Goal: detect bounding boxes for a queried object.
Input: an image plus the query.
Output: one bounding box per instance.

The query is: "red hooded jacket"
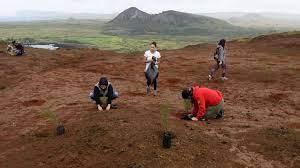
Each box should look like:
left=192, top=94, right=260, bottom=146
left=191, top=86, right=223, bottom=119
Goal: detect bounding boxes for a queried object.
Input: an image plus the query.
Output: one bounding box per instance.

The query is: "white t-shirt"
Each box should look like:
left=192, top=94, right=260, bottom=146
left=144, top=50, right=161, bottom=72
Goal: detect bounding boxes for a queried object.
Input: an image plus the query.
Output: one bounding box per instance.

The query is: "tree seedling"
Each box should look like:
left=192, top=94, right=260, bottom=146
left=183, top=99, right=192, bottom=113
left=160, top=104, right=172, bottom=148
left=41, top=108, right=65, bottom=136
left=181, top=99, right=193, bottom=120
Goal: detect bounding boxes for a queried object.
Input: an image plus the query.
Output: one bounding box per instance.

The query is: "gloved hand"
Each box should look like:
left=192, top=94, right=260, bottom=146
left=199, top=117, right=206, bottom=121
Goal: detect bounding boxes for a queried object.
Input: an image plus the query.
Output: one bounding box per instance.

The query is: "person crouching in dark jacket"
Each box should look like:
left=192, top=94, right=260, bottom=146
left=90, top=77, right=118, bottom=111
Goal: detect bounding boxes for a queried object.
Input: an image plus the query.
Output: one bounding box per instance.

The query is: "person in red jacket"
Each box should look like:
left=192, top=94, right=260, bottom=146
left=182, top=85, right=224, bottom=121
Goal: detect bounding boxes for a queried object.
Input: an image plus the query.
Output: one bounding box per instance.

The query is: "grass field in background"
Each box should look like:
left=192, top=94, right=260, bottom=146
left=0, top=19, right=261, bottom=53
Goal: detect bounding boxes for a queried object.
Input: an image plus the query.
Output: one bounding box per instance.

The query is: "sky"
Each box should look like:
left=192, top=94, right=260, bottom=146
left=0, top=0, right=299, bottom=16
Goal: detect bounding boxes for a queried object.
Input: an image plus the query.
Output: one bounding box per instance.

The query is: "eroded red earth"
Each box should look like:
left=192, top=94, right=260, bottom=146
left=0, top=33, right=299, bottom=168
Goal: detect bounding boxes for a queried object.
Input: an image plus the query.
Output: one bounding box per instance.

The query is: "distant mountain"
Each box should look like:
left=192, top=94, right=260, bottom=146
left=201, top=12, right=300, bottom=30
left=109, top=7, right=151, bottom=24
left=228, top=13, right=272, bottom=27
left=104, top=7, right=256, bottom=36
left=0, top=11, right=117, bottom=22
left=200, top=12, right=246, bottom=20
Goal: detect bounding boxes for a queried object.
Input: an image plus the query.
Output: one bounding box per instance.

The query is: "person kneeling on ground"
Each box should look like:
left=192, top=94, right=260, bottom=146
left=7, top=41, right=25, bottom=56
left=90, top=77, right=118, bottom=111
left=182, top=85, right=224, bottom=121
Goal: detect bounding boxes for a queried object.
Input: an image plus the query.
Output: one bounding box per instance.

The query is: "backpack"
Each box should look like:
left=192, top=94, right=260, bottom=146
left=213, top=46, right=221, bottom=60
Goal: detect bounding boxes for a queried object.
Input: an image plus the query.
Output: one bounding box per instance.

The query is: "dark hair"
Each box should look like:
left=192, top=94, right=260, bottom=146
left=99, top=77, right=108, bottom=86
left=182, top=88, right=192, bottom=99
left=12, top=41, right=16, bottom=44
left=151, top=41, right=157, bottom=47
left=218, top=39, right=226, bottom=48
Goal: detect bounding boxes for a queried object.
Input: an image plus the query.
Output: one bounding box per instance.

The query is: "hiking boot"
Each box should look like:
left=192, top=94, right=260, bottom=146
left=146, top=86, right=150, bottom=96
left=221, top=77, right=228, bottom=81
left=154, top=90, right=157, bottom=96
left=216, top=109, right=224, bottom=119
left=208, top=75, right=212, bottom=81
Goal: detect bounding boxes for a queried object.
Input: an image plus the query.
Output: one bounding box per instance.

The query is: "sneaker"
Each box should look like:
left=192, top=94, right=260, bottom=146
left=208, top=75, right=212, bottom=81
left=154, top=90, right=157, bottom=96
left=221, top=77, right=228, bottom=81
left=146, top=86, right=150, bottom=96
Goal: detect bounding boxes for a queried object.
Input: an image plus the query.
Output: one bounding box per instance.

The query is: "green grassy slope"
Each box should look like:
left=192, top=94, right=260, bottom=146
left=0, top=19, right=266, bottom=53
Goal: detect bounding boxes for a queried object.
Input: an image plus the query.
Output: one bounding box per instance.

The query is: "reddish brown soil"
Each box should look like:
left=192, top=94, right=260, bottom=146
left=0, top=33, right=299, bottom=168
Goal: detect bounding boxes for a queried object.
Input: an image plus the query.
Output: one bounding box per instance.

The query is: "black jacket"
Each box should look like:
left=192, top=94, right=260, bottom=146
left=93, top=84, right=113, bottom=105
left=14, top=43, right=24, bottom=50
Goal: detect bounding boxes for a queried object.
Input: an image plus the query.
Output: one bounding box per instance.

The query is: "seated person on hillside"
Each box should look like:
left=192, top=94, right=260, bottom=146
left=181, top=85, right=224, bottom=121
left=7, top=41, right=25, bottom=56
left=90, top=77, right=118, bottom=111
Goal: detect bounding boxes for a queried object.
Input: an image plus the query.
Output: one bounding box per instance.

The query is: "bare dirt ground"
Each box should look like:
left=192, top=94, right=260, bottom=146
left=0, top=33, right=299, bottom=168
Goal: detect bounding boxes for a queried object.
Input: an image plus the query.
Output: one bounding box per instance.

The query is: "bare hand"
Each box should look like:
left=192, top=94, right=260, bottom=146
left=98, top=105, right=103, bottom=111
left=106, top=104, right=111, bottom=111
left=219, top=61, right=222, bottom=65
left=191, top=117, right=198, bottom=121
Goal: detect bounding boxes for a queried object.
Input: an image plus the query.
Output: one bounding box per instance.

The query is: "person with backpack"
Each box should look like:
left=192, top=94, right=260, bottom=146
left=90, top=77, right=118, bottom=111
left=208, top=39, right=228, bottom=81
left=144, top=42, right=161, bottom=96
left=181, top=85, right=224, bottom=121
left=8, top=41, right=25, bottom=56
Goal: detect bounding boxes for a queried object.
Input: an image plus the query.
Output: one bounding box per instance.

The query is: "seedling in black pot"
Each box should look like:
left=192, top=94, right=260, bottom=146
left=41, top=108, right=65, bottom=136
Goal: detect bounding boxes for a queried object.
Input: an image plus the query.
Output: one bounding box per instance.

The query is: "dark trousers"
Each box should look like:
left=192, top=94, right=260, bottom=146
left=145, top=72, right=159, bottom=90
left=210, top=61, right=226, bottom=77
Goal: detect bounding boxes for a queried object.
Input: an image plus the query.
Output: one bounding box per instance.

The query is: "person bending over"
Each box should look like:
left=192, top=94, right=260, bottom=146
left=182, top=85, right=224, bottom=121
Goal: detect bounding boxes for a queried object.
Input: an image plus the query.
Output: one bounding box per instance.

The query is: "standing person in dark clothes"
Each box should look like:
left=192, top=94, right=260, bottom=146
left=90, top=77, right=118, bottom=111
left=208, top=39, right=228, bottom=81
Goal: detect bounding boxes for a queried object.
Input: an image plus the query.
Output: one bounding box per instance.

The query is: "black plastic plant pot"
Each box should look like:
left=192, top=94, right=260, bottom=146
left=162, top=132, right=172, bottom=149
left=56, top=125, right=65, bottom=136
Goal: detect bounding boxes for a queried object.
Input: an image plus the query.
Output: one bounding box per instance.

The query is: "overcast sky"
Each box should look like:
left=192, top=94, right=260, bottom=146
left=0, top=0, right=299, bottom=16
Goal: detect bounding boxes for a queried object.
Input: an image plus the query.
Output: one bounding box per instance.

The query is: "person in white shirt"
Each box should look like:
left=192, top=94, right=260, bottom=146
left=144, top=42, right=161, bottom=96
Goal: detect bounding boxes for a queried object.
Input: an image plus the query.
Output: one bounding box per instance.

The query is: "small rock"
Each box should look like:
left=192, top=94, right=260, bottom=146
left=221, top=141, right=228, bottom=144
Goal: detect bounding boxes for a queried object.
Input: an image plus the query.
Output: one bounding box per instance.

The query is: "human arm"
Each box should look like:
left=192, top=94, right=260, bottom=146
left=195, top=95, right=206, bottom=120
left=106, top=85, right=113, bottom=111
left=93, top=86, right=101, bottom=105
